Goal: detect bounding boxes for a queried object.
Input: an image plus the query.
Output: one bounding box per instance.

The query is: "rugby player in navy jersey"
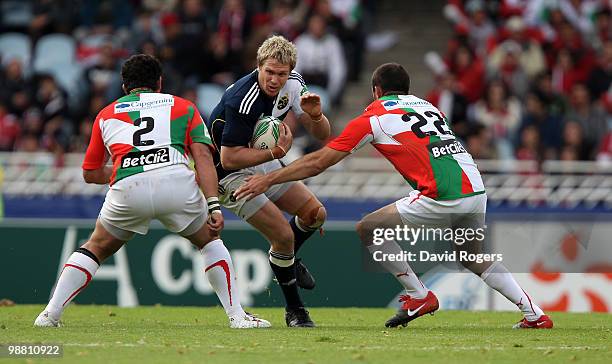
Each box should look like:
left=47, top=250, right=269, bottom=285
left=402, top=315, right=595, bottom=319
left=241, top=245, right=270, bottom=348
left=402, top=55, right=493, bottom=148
left=207, top=36, right=330, bottom=327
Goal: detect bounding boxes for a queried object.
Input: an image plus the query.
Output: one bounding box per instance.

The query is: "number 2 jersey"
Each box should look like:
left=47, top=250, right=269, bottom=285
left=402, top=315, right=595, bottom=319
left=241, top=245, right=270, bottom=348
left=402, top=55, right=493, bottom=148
left=327, top=94, right=485, bottom=200
left=82, top=90, right=212, bottom=186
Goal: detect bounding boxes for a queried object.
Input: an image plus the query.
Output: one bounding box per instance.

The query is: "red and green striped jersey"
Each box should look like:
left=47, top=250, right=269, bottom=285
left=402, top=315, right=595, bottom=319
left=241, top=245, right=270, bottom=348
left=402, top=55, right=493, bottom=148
left=82, top=90, right=212, bottom=185
left=327, top=94, right=485, bottom=200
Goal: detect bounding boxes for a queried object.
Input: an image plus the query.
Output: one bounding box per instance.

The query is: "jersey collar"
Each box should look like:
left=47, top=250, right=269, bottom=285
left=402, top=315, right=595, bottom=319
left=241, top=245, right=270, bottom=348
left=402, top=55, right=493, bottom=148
left=129, top=88, right=155, bottom=94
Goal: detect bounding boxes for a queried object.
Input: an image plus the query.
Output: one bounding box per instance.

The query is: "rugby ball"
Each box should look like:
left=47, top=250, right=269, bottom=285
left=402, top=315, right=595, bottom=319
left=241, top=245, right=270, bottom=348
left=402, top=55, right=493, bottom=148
left=251, top=116, right=281, bottom=149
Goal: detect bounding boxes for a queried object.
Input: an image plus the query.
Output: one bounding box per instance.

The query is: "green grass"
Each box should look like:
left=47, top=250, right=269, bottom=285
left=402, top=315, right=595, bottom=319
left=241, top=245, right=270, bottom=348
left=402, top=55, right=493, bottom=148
left=1, top=306, right=611, bottom=363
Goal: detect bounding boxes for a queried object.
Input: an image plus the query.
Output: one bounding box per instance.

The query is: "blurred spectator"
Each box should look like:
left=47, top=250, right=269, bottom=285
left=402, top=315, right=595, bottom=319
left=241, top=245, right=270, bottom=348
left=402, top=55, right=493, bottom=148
left=314, top=0, right=365, bottom=81
left=425, top=72, right=469, bottom=138
left=447, top=44, right=485, bottom=102
left=130, top=10, right=164, bottom=51
left=34, top=74, right=68, bottom=123
left=444, top=0, right=496, bottom=57
left=69, top=116, right=93, bottom=153
left=558, top=0, right=599, bottom=40
left=515, top=124, right=541, bottom=161
left=269, top=0, right=301, bottom=40
left=82, top=41, right=121, bottom=102
left=294, top=14, right=347, bottom=107
left=487, top=40, right=530, bottom=99
left=517, top=92, right=562, bottom=159
left=561, top=120, right=591, bottom=160
left=217, top=0, right=251, bottom=55
left=586, top=40, right=612, bottom=101
left=138, top=39, right=183, bottom=95
left=471, top=80, right=521, bottom=159
left=30, top=0, right=78, bottom=39
left=79, top=0, right=135, bottom=30
left=531, top=71, right=567, bottom=118
left=596, top=131, right=612, bottom=162
left=488, top=17, right=546, bottom=79
left=464, top=123, right=494, bottom=159
left=0, top=102, right=21, bottom=151
left=590, top=7, right=611, bottom=51
left=564, top=82, right=608, bottom=156
left=551, top=47, right=584, bottom=94
left=199, top=32, right=238, bottom=87
left=0, top=58, right=32, bottom=117
left=14, top=133, right=41, bottom=152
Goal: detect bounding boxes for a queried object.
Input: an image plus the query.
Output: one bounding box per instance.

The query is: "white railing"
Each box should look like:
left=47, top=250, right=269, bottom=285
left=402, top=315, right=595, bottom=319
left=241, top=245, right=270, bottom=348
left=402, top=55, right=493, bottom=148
left=1, top=152, right=611, bottom=207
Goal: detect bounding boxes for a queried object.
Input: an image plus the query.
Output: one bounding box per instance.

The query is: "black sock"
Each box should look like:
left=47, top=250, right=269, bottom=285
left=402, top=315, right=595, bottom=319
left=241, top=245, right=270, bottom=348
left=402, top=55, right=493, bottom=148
left=269, top=251, right=303, bottom=309
left=289, top=216, right=316, bottom=254
left=76, top=247, right=100, bottom=265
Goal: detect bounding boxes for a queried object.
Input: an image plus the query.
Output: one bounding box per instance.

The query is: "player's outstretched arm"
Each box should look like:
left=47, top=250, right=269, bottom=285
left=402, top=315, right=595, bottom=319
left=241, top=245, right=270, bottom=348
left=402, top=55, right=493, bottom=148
left=299, top=92, right=330, bottom=140
left=234, top=146, right=348, bottom=200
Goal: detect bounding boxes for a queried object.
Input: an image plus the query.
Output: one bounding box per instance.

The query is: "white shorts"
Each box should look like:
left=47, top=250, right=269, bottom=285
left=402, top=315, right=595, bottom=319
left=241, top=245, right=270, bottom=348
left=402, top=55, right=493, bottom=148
left=99, top=164, right=207, bottom=240
left=218, top=159, right=294, bottom=220
left=395, top=190, right=487, bottom=229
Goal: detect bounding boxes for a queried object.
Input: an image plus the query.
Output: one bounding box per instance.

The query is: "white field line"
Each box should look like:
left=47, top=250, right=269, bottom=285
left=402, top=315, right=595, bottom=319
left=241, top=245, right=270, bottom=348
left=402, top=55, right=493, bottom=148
left=60, top=343, right=608, bottom=351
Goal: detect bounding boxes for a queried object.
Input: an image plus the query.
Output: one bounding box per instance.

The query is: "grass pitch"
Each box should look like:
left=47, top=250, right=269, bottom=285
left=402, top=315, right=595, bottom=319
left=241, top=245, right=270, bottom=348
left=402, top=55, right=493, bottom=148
left=1, top=305, right=610, bottom=363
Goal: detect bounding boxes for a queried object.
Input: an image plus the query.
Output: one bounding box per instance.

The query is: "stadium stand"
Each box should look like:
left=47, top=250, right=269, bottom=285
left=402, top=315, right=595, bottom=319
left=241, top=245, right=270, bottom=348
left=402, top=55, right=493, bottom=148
left=0, top=0, right=610, bottom=219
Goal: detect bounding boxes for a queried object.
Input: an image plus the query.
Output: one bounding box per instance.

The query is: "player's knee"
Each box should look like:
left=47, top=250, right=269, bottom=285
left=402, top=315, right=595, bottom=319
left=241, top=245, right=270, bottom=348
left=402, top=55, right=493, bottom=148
left=297, top=200, right=327, bottom=229
left=271, top=227, right=295, bottom=252
left=356, top=215, right=378, bottom=243
left=355, top=219, right=365, bottom=237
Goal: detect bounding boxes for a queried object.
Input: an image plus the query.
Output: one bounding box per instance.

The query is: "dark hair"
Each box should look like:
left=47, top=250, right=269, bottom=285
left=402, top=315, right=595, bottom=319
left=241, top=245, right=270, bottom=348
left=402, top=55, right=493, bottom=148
left=121, top=54, right=162, bottom=92
left=371, top=63, right=410, bottom=96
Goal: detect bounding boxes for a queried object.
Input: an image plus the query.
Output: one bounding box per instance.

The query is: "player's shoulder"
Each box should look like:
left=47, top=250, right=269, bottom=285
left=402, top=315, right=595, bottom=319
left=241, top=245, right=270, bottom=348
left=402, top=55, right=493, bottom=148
left=288, top=71, right=306, bottom=88
left=225, top=71, right=260, bottom=112
left=367, top=94, right=434, bottom=114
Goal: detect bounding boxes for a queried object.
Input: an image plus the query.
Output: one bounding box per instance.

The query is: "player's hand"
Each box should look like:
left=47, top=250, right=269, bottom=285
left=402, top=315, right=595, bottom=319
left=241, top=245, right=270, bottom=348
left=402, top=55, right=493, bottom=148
left=234, top=174, right=271, bottom=201
left=207, top=211, right=224, bottom=233
left=300, top=92, right=322, bottom=121
left=277, top=123, right=293, bottom=153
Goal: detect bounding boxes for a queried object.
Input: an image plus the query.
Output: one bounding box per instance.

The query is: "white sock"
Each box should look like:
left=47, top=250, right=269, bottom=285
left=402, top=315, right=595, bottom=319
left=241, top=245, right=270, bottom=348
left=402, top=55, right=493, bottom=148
left=367, top=241, right=428, bottom=299
left=200, top=239, right=244, bottom=317
left=481, top=262, right=544, bottom=321
left=46, top=251, right=99, bottom=320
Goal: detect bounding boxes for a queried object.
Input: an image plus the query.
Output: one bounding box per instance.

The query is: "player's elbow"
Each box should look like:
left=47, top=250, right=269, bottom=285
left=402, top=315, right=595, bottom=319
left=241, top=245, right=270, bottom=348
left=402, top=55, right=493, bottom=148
left=82, top=169, right=98, bottom=184
left=220, top=150, right=238, bottom=170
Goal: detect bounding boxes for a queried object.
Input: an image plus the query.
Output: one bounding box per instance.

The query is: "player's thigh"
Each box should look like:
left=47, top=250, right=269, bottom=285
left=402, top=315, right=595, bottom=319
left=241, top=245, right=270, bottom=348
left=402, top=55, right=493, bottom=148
left=99, top=177, right=152, bottom=237
left=153, top=168, right=208, bottom=237
left=272, top=181, right=321, bottom=215
left=451, top=194, right=488, bottom=271
left=395, top=190, right=452, bottom=227
left=246, top=201, right=294, bottom=253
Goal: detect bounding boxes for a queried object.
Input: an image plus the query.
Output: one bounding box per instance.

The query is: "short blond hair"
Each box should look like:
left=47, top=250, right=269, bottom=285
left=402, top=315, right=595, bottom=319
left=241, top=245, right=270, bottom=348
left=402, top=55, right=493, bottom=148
left=256, top=35, right=297, bottom=70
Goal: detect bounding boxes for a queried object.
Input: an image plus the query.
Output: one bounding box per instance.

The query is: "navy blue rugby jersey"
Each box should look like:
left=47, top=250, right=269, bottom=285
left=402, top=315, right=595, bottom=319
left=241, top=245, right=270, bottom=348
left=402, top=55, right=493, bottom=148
left=207, top=70, right=308, bottom=179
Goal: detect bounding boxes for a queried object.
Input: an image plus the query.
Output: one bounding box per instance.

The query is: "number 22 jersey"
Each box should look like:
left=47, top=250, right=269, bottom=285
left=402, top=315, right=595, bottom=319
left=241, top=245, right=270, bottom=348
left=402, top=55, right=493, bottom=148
left=82, top=90, right=212, bottom=186
left=327, top=94, right=485, bottom=200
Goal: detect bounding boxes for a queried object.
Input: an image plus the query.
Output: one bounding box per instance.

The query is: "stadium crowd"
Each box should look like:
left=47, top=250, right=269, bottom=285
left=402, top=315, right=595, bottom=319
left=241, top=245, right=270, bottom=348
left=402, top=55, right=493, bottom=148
left=428, top=0, right=611, bottom=162
left=0, top=0, right=374, bottom=158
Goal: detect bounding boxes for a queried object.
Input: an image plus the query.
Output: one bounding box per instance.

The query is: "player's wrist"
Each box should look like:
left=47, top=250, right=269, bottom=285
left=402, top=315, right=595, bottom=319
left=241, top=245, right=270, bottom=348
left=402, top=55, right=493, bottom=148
left=206, top=196, right=222, bottom=215
left=270, top=145, right=287, bottom=159
left=310, top=112, right=323, bottom=123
